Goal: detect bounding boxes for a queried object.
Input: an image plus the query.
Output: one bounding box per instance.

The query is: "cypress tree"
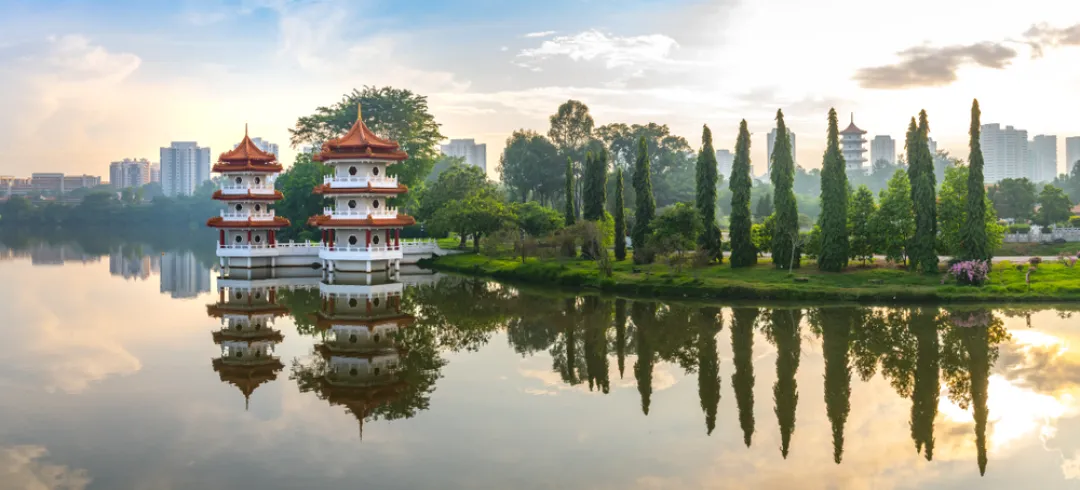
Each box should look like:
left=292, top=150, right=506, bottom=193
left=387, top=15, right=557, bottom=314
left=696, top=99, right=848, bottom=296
left=563, top=157, right=576, bottom=257
left=613, top=168, right=627, bottom=261
left=770, top=110, right=800, bottom=270
left=583, top=151, right=606, bottom=221
left=961, top=99, right=991, bottom=262
left=731, top=307, right=758, bottom=446
left=818, top=109, right=850, bottom=271
left=909, top=111, right=938, bottom=273
left=696, top=125, right=723, bottom=263
left=729, top=120, right=757, bottom=267
left=631, top=136, right=656, bottom=264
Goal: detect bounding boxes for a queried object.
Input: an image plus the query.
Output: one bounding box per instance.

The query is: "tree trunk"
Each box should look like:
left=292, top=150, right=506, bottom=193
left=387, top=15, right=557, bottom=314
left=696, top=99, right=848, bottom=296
left=458, top=231, right=466, bottom=249
left=473, top=233, right=480, bottom=253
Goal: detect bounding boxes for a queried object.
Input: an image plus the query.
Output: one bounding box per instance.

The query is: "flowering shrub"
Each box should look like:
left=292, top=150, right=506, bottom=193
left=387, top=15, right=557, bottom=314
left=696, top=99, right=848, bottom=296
left=943, top=260, right=991, bottom=286
left=1029, top=257, right=1042, bottom=267
left=1059, top=254, right=1077, bottom=268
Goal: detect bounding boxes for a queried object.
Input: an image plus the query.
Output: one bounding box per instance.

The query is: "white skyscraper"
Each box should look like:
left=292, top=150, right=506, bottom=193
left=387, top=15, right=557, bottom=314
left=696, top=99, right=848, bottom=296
left=870, top=135, right=896, bottom=166
left=160, top=142, right=211, bottom=197
left=715, top=149, right=734, bottom=178
left=150, top=163, right=161, bottom=183
left=440, top=139, right=487, bottom=173
left=160, top=251, right=210, bottom=299
left=1029, top=135, right=1057, bottom=183
left=109, top=158, right=152, bottom=190
left=248, top=137, right=279, bottom=160
left=981, top=124, right=1029, bottom=184
left=1066, top=137, right=1080, bottom=175
left=766, top=128, right=796, bottom=174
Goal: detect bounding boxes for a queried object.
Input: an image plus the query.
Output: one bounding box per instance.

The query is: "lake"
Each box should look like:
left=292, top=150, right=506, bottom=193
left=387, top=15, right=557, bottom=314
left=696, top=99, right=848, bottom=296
left=1, top=235, right=1079, bottom=489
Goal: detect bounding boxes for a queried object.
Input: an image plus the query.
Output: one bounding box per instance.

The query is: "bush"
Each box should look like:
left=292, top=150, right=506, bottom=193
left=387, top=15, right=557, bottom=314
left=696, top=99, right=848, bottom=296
left=1069, top=216, right=1080, bottom=228
left=1008, top=224, right=1031, bottom=234
left=943, top=260, right=991, bottom=286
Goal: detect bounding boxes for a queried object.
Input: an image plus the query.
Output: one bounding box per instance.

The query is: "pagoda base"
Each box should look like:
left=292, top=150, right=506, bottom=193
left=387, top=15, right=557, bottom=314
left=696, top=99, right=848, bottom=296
left=323, top=258, right=402, bottom=273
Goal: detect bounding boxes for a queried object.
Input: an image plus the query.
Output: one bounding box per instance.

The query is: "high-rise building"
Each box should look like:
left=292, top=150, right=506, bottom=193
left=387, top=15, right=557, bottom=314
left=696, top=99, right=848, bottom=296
left=440, top=139, right=487, bottom=173
left=981, top=124, right=1029, bottom=184
left=31, top=173, right=65, bottom=195
left=715, top=149, right=734, bottom=178
left=109, top=158, right=152, bottom=190
left=63, top=175, right=101, bottom=192
left=109, top=245, right=157, bottom=281
left=1065, top=137, right=1080, bottom=176
left=840, top=114, right=868, bottom=173
left=1029, top=135, right=1057, bottom=183
left=160, top=142, right=211, bottom=197
left=150, top=163, right=161, bottom=183
left=870, top=135, right=896, bottom=166
left=927, top=138, right=938, bottom=157
left=766, top=128, right=796, bottom=174
left=160, top=250, right=210, bottom=299
left=248, top=137, right=279, bottom=160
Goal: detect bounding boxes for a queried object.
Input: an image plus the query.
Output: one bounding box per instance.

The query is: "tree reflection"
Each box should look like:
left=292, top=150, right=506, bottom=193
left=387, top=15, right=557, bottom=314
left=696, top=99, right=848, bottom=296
left=764, top=308, right=802, bottom=459
left=909, top=307, right=939, bottom=461
left=582, top=297, right=611, bottom=393
left=615, top=299, right=628, bottom=379
left=632, top=301, right=657, bottom=415
left=731, top=307, right=758, bottom=447
left=696, top=307, right=722, bottom=436
left=815, top=307, right=853, bottom=464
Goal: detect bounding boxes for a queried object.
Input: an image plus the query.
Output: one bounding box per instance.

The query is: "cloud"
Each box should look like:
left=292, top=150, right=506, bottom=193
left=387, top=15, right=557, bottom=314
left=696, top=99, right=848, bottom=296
left=524, top=31, right=557, bottom=38
left=853, top=42, right=1017, bottom=89
left=1023, top=23, right=1080, bottom=57
left=516, top=30, right=681, bottom=72
left=0, top=445, right=91, bottom=490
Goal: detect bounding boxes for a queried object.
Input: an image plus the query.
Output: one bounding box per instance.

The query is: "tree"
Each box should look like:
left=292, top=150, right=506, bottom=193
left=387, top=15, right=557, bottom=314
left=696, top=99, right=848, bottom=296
left=770, top=110, right=800, bottom=270
left=613, top=168, right=627, bottom=261
left=433, top=193, right=512, bottom=252
left=729, top=120, right=757, bottom=267
left=988, top=178, right=1038, bottom=221
left=647, top=203, right=702, bottom=267
left=513, top=201, right=563, bottom=238
left=274, top=153, right=329, bottom=241
left=596, top=122, right=695, bottom=207
left=549, top=100, right=596, bottom=213
left=696, top=125, right=723, bottom=263
left=907, top=112, right=938, bottom=273
left=1035, top=184, right=1074, bottom=226
left=499, top=130, right=562, bottom=205
left=288, top=86, right=443, bottom=205
left=417, top=162, right=494, bottom=248
left=632, top=136, right=657, bottom=264
left=581, top=150, right=608, bottom=259
left=873, top=170, right=915, bottom=265
left=961, top=100, right=992, bottom=262
left=938, top=164, right=1004, bottom=256
left=755, top=193, right=774, bottom=221
left=819, top=108, right=850, bottom=271
left=849, top=186, right=877, bottom=265
left=563, top=157, right=577, bottom=257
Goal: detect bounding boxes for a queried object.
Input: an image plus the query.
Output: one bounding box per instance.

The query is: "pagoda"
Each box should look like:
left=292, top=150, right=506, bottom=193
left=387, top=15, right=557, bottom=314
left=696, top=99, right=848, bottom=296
left=304, top=273, right=414, bottom=438
left=207, top=126, right=290, bottom=269
left=307, top=105, right=415, bottom=273
left=840, top=113, right=868, bottom=173
left=207, top=276, right=288, bottom=410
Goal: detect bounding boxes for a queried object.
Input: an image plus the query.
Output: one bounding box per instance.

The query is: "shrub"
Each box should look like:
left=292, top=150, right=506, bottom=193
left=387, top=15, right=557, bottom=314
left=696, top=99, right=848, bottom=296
left=943, top=260, right=991, bottom=286
left=1029, top=257, right=1043, bottom=267
left=1069, top=216, right=1080, bottom=228
left=1007, top=224, right=1031, bottom=234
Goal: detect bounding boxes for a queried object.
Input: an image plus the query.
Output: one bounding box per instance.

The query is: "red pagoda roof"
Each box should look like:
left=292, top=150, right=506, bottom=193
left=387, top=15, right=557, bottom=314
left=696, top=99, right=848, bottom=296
left=212, top=358, right=284, bottom=410
left=207, top=303, right=290, bottom=318
left=314, top=104, right=409, bottom=163
left=312, top=183, right=409, bottom=196
left=841, top=113, right=866, bottom=134
left=206, top=216, right=291, bottom=229
left=212, top=190, right=285, bottom=201
left=217, top=126, right=279, bottom=167
left=212, top=329, right=286, bottom=343
left=306, top=215, right=417, bottom=228
left=310, top=312, right=416, bottom=331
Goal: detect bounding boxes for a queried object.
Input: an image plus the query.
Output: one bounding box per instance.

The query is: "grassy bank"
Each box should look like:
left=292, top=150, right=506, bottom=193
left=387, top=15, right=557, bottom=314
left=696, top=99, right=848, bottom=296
left=424, top=253, right=1080, bottom=303
left=995, top=241, right=1080, bottom=257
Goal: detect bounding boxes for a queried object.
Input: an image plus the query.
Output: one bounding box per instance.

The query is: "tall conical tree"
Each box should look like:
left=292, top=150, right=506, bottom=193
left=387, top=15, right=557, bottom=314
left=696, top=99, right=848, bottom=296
left=818, top=109, right=850, bottom=271
left=582, top=297, right=610, bottom=394
left=696, top=308, right=722, bottom=435
left=731, top=307, right=759, bottom=447
left=631, top=136, right=656, bottom=264
left=632, top=301, right=656, bottom=415
left=820, top=308, right=852, bottom=464
left=614, top=298, right=627, bottom=378
left=563, top=157, right=576, bottom=257
left=769, top=308, right=802, bottom=458
left=962, top=316, right=992, bottom=476
left=613, top=168, right=627, bottom=261
left=961, top=99, right=991, bottom=262
left=730, top=121, right=757, bottom=267
left=582, top=150, right=608, bottom=259
left=770, top=110, right=800, bottom=270
left=696, top=125, right=723, bottom=263
left=910, top=307, right=939, bottom=461
left=908, top=111, right=938, bottom=273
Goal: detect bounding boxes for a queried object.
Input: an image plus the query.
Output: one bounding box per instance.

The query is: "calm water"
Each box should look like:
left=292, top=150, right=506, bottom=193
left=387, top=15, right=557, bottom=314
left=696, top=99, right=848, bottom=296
left=2, top=236, right=1080, bottom=489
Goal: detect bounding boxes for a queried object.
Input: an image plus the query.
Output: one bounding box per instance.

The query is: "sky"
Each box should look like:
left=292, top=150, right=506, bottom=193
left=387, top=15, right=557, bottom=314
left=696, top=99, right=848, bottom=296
left=0, top=0, right=1078, bottom=180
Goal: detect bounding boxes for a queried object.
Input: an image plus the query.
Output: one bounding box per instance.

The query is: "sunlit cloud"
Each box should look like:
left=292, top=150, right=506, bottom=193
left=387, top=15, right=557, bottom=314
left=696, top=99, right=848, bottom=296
left=524, top=31, right=557, bottom=38
left=516, top=30, right=682, bottom=71
left=0, top=445, right=91, bottom=490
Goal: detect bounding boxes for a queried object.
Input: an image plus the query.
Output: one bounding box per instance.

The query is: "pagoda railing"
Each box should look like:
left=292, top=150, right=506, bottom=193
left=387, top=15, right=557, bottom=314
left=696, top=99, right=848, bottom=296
left=216, top=241, right=321, bottom=250
left=322, top=207, right=399, bottom=219
left=219, top=182, right=276, bottom=195
left=220, top=210, right=277, bottom=221
left=322, top=244, right=402, bottom=253
left=323, top=175, right=399, bottom=189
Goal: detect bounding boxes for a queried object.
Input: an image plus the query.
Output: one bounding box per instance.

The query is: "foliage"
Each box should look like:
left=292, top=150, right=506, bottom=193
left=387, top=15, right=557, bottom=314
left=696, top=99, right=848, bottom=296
left=646, top=203, right=703, bottom=270
left=1035, top=184, right=1074, bottom=226
left=770, top=110, right=800, bottom=270
left=818, top=108, right=850, bottom=271
left=274, top=153, right=329, bottom=241
left=582, top=150, right=608, bottom=222
left=754, top=193, right=774, bottom=221
left=848, top=185, right=878, bottom=265
left=632, top=136, right=657, bottom=264
left=907, top=113, right=938, bottom=273
left=499, top=130, right=563, bottom=205
left=961, top=100, right=991, bottom=262
left=752, top=215, right=775, bottom=255
left=938, top=164, right=1004, bottom=257
left=988, top=178, right=1037, bottom=221
left=287, top=86, right=443, bottom=206
left=613, top=168, right=627, bottom=261
left=944, top=261, right=991, bottom=286
left=563, top=157, right=577, bottom=257
left=872, top=170, right=915, bottom=265
left=695, top=125, right=723, bottom=263
left=729, top=120, right=757, bottom=267
left=596, top=122, right=696, bottom=207
left=418, top=162, right=496, bottom=247
left=512, top=201, right=564, bottom=238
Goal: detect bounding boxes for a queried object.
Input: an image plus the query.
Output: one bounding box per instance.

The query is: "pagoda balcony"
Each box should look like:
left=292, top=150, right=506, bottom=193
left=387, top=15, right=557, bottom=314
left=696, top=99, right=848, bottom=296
left=319, top=243, right=404, bottom=263
left=215, top=241, right=322, bottom=258
left=322, top=207, right=399, bottom=220
left=323, top=175, right=399, bottom=189
left=219, top=182, right=277, bottom=195
left=220, top=210, right=277, bottom=221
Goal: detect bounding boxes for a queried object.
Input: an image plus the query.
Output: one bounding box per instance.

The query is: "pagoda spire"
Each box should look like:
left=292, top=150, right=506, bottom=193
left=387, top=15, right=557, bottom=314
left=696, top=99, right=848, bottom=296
left=357, top=102, right=363, bottom=122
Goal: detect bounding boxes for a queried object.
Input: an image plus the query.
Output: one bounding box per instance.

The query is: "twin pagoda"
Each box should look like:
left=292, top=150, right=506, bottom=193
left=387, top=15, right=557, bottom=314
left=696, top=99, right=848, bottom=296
left=209, top=106, right=417, bottom=273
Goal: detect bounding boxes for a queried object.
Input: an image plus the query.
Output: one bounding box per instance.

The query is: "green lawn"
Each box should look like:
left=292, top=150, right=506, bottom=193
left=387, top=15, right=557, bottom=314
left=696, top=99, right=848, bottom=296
left=995, top=241, right=1080, bottom=257
left=427, top=252, right=1080, bottom=303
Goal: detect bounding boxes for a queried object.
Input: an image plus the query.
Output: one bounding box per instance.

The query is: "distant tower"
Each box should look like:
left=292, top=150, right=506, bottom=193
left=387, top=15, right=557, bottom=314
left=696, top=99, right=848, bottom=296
left=840, top=114, right=868, bottom=173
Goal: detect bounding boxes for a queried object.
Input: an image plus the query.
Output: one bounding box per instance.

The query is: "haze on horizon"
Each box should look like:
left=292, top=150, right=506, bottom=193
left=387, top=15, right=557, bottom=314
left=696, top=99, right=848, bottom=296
left=0, top=0, right=1078, bottom=179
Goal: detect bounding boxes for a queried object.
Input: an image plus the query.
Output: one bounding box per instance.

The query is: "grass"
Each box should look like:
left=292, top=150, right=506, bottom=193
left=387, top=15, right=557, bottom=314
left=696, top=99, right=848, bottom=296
left=995, top=241, right=1080, bottom=257
left=425, top=252, right=1080, bottom=304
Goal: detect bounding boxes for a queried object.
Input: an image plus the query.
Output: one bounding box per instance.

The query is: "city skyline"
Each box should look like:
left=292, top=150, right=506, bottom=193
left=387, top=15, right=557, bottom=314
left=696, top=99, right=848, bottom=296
left=0, top=1, right=1077, bottom=180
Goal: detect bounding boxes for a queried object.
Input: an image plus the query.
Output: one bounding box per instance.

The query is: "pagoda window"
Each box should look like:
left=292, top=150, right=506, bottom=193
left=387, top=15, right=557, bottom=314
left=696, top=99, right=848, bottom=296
left=254, top=235, right=262, bottom=243
left=235, top=292, right=243, bottom=300
left=349, top=334, right=358, bottom=344
left=254, top=204, right=262, bottom=212
left=372, top=199, right=380, bottom=209
left=234, top=176, right=242, bottom=184
left=348, top=235, right=358, bottom=246
left=373, top=333, right=381, bottom=343
left=348, top=199, right=357, bottom=209
left=254, top=177, right=261, bottom=185
left=374, top=367, right=381, bottom=376
left=348, top=166, right=358, bottom=176
left=234, top=323, right=242, bottom=331
left=350, top=368, right=358, bottom=376
left=372, top=166, right=380, bottom=176
left=234, top=235, right=243, bottom=244
left=254, top=323, right=262, bottom=331
left=349, top=298, right=358, bottom=308
left=372, top=234, right=381, bottom=245
left=373, top=297, right=381, bottom=307
left=235, top=204, right=243, bottom=212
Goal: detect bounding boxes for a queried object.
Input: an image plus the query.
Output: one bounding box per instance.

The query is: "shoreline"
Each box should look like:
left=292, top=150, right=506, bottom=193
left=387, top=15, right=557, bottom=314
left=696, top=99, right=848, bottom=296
left=423, top=253, right=1080, bottom=305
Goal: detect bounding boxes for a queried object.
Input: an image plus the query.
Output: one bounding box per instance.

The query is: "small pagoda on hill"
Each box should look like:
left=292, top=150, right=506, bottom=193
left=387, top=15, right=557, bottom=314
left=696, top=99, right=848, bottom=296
left=207, top=278, right=288, bottom=410
left=840, top=114, right=868, bottom=173
left=207, top=126, right=290, bottom=268
left=308, top=105, right=415, bottom=273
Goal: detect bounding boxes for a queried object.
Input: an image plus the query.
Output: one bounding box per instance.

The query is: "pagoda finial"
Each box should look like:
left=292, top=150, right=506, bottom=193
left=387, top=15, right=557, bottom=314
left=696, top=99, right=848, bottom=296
left=245, top=122, right=249, bottom=137
left=357, top=102, right=363, bottom=122
left=245, top=393, right=250, bottom=411
left=850, top=113, right=854, bottom=124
